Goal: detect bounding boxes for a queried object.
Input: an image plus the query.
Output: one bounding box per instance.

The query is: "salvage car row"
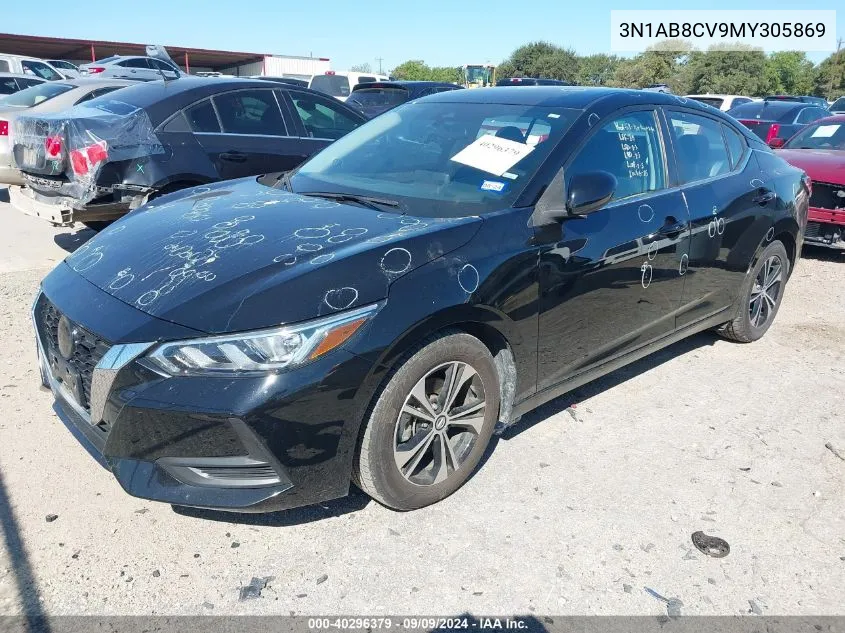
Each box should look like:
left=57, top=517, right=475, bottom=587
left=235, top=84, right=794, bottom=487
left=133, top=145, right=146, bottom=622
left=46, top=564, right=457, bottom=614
left=14, top=83, right=819, bottom=516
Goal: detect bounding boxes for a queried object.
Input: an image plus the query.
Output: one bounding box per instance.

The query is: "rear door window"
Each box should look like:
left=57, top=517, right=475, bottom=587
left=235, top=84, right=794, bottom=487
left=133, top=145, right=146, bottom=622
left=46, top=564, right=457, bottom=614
left=119, top=58, right=151, bottom=69
left=288, top=90, right=362, bottom=139
left=668, top=111, right=732, bottom=182
left=0, top=77, right=18, bottom=94
left=721, top=124, right=747, bottom=169
left=795, top=107, right=828, bottom=125
left=185, top=99, right=221, bottom=133
left=212, top=89, right=286, bottom=135
left=21, top=60, right=62, bottom=81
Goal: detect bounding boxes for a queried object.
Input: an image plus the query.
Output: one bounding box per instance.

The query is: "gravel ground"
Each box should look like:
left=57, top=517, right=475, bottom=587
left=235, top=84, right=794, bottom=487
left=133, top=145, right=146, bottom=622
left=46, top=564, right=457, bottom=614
left=0, top=191, right=843, bottom=617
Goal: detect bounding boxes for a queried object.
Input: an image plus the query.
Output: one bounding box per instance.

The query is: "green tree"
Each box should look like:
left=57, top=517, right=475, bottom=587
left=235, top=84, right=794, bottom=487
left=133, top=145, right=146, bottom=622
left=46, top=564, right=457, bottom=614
left=682, top=44, right=769, bottom=96
left=610, top=40, right=692, bottom=92
left=577, top=54, right=621, bottom=86
left=764, top=51, right=816, bottom=95
left=814, top=48, right=845, bottom=99
left=498, top=41, right=580, bottom=82
left=391, top=60, right=432, bottom=80
left=349, top=63, right=372, bottom=73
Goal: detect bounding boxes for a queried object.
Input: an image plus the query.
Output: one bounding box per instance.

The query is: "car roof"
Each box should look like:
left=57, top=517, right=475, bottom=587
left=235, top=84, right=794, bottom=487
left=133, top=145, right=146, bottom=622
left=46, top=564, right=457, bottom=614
left=0, top=71, right=45, bottom=80
left=83, top=76, right=361, bottom=125
left=729, top=100, right=806, bottom=117
left=814, top=114, right=845, bottom=124
left=351, top=80, right=456, bottom=89
left=421, top=86, right=686, bottom=108
left=685, top=94, right=749, bottom=99
left=64, top=78, right=137, bottom=88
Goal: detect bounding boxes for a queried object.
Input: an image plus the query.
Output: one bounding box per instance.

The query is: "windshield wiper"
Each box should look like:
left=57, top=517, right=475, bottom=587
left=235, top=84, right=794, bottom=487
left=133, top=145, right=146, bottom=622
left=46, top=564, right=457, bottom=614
left=300, top=191, right=401, bottom=211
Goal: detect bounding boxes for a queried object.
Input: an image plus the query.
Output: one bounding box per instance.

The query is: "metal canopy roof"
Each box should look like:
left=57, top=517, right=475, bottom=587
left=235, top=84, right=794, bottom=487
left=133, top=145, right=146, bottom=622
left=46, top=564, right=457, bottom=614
left=0, top=32, right=270, bottom=70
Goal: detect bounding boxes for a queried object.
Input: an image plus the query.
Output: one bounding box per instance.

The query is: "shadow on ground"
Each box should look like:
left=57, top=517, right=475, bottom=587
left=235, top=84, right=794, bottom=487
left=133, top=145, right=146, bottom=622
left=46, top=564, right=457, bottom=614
left=0, top=469, right=51, bottom=632
left=53, top=228, right=96, bottom=254
left=175, top=332, right=718, bottom=526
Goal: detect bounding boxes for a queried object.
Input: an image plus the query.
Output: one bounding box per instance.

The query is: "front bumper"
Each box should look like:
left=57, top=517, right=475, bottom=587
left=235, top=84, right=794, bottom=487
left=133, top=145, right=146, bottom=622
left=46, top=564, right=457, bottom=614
left=804, top=207, right=845, bottom=250
left=34, top=265, right=376, bottom=512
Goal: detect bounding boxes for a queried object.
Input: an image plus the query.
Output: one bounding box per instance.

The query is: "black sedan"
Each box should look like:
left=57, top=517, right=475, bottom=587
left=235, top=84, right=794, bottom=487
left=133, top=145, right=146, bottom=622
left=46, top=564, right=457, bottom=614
left=34, top=87, right=807, bottom=513
left=346, top=81, right=462, bottom=118
left=10, top=77, right=366, bottom=229
left=728, top=99, right=830, bottom=147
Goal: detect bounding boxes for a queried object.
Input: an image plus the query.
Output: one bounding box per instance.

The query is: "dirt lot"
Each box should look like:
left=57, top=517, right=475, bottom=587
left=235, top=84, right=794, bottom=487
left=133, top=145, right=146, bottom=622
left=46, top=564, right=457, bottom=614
left=0, top=188, right=843, bottom=617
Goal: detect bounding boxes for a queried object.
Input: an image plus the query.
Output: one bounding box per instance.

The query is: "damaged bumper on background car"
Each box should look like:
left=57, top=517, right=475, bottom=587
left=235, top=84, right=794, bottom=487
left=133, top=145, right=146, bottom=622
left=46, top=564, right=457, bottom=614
left=10, top=181, right=151, bottom=225
left=10, top=100, right=163, bottom=224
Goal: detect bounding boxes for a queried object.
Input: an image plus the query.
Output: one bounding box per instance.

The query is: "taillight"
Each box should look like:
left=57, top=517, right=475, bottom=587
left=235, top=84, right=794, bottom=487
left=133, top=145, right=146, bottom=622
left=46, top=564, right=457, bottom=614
left=765, top=123, right=780, bottom=144
left=45, top=135, right=62, bottom=158
left=86, top=66, right=105, bottom=74
left=69, top=142, right=108, bottom=176
left=0, top=120, right=8, bottom=136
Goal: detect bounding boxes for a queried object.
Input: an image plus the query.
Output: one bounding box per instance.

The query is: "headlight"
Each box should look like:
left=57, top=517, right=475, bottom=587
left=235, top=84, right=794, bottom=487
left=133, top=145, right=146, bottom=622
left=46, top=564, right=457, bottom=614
left=145, top=303, right=379, bottom=376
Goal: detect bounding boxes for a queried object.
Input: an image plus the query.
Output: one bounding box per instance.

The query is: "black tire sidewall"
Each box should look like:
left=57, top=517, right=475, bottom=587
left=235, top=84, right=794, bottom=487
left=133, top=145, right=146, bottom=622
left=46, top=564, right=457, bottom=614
left=740, top=241, right=790, bottom=340
left=361, top=333, right=500, bottom=510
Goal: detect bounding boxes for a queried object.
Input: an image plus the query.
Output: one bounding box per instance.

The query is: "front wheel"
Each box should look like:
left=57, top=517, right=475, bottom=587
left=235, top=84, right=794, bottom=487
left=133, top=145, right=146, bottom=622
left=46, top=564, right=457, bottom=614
left=354, top=332, right=500, bottom=510
left=718, top=240, right=789, bottom=343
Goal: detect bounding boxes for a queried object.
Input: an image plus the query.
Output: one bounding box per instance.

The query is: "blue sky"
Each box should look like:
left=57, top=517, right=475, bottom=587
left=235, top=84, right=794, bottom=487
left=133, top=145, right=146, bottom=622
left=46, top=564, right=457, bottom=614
left=4, top=0, right=842, bottom=70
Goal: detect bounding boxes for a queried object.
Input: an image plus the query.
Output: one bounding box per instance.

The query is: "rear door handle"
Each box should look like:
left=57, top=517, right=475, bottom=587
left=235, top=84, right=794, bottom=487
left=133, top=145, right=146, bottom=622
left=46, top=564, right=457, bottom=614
left=220, top=152, right=247, bottom=163
left=753, top=190, right=776, bottom=205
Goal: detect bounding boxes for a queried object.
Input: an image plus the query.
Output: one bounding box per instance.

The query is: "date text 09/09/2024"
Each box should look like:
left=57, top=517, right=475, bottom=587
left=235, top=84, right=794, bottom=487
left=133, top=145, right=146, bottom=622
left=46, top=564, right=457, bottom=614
left=307, top=617, right=531, bottom=630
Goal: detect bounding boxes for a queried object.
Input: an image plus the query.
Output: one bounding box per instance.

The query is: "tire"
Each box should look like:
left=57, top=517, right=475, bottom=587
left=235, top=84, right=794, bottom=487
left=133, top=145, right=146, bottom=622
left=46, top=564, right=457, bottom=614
left=718, top=240, right=789, bottom=343
left=354, top=332, right=500, bottom=511
left=81, top=221, right=112, bottom=232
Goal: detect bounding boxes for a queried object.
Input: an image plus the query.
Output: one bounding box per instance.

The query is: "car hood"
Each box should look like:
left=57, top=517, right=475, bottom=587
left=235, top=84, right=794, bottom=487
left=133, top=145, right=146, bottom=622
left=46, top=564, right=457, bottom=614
left=776, top=149, right=845, bottom=184
left=64, top=178, right=482, bottom=333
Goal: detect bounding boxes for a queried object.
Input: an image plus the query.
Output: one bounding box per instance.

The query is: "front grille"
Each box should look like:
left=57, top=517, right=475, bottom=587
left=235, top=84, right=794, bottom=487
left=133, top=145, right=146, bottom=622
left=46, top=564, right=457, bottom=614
left=36, top=296, right=111, bottom=411
left=810, top=182, right=845, bottom=212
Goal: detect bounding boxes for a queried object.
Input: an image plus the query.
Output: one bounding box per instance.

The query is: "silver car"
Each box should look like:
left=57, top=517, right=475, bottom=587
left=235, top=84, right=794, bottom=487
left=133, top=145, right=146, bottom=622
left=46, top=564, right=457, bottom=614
left=47, top=60, right=82, bottom=79
left=0, top=78, right=135, bottom=185
left=0, top=72, right=46, bottom=96
left=79, top=55, right=180, bottom=82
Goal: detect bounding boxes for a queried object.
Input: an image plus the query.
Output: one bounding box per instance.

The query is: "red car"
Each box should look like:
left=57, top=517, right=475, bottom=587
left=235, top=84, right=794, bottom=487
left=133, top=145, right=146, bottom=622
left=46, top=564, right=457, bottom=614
left=776, top=115, right=845, bottom=250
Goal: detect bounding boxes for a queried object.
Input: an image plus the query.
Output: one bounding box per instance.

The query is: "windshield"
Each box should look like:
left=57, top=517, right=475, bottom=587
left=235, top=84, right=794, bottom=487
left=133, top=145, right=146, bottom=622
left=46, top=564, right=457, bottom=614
left=92, top=56, right=120, bottom=65
left=310, top=74, right=350, bottom=97
left=0, top=82, right=73, bottom=108
left=288, top=101, right=580, bottom=217
left=783, top=121, right=845, bottom=150
left=347, top=87, right=409, bottom=108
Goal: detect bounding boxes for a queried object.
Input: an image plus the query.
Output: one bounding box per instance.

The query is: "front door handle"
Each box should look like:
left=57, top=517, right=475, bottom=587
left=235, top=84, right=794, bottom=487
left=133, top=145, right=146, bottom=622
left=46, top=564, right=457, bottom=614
left=220, top=152, right=247, bottom=163
left=753, top=190, right=776, bottom=205
left=656, top=217, right=687, bottom=237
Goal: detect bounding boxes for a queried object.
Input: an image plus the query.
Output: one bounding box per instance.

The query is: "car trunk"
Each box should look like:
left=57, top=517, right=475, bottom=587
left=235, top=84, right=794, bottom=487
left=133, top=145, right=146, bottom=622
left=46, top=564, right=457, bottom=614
left=11, top=101, right=164, bottom=206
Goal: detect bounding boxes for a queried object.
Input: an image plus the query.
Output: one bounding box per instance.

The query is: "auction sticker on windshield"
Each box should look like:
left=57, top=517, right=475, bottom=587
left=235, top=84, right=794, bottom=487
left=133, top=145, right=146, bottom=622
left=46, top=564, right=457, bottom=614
left=811, top=125, right=840, bottom=138
left=450, top=135, right=535, bottom=176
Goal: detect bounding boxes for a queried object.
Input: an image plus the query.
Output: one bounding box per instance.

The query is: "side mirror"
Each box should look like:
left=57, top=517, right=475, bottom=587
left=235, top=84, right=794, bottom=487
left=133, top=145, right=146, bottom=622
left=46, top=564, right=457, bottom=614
left=566, top=171, right=617, bottom=216
left=768, top=137, right=785, bottom=149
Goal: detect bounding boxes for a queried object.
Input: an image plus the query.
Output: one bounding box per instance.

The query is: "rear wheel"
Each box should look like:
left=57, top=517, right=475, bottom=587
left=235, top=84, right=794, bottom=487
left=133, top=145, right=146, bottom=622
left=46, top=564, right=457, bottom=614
left=718, top=240, right=789, bottom=343
left=354, top=332, right=500, bottom=510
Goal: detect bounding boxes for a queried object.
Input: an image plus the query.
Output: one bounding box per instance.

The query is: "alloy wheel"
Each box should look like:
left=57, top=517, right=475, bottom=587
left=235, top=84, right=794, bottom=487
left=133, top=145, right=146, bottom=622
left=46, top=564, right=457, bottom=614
left=393, top=361, right=487, bottom=486
left=749, top=254, right=783, bottom=328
